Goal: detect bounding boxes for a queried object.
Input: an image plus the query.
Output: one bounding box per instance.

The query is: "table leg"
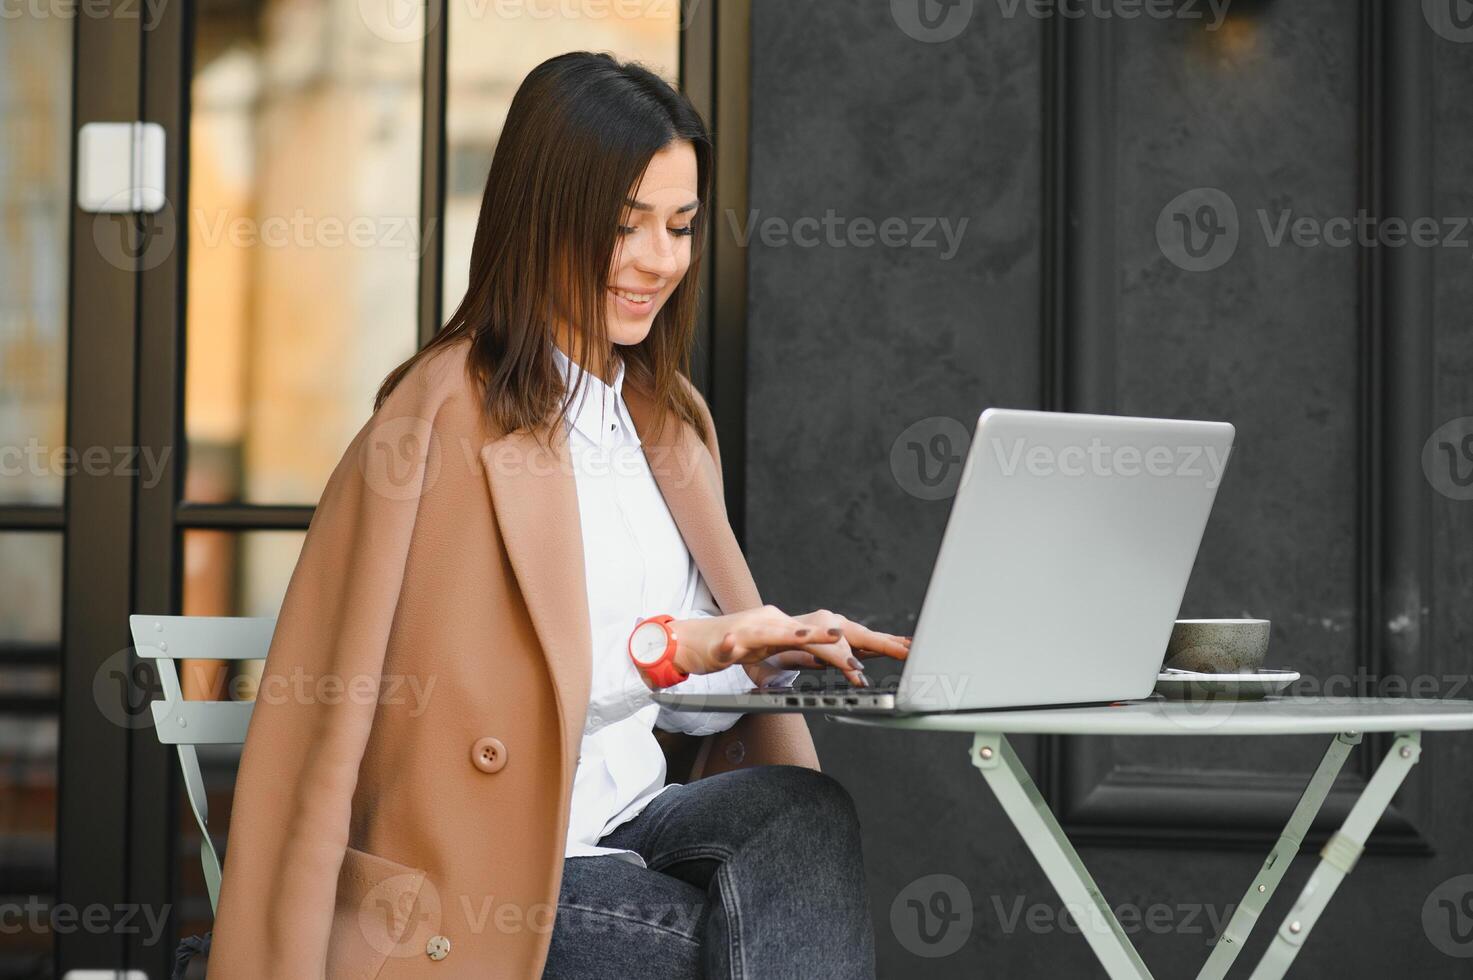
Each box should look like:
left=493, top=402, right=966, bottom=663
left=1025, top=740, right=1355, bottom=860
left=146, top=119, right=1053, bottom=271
left=1246, top=731, right=1423, bottom=980
left=970, top=732, right=1153, bottom=980
left=1196, top=731, right=1363, bottom=980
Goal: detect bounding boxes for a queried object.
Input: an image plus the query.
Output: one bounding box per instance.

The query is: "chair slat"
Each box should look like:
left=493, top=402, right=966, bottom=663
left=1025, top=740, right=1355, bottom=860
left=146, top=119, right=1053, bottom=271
left=150, top=700, right=254, bottom=745
left=128, top=614, right=277, bottom=661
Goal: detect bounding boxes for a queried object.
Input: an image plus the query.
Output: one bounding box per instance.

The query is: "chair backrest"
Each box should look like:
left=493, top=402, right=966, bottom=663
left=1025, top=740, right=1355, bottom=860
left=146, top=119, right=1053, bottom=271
left=128, top=614, right=276, bottom=915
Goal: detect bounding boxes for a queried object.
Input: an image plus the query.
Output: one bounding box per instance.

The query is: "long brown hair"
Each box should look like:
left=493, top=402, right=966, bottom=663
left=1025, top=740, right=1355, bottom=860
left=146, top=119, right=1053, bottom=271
left=375, top=51, right=713, bottom=448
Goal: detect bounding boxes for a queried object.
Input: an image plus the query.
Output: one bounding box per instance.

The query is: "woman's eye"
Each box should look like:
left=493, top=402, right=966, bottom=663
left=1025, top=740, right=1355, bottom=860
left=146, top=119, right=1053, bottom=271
left=616, top=223, right=694, bottom=237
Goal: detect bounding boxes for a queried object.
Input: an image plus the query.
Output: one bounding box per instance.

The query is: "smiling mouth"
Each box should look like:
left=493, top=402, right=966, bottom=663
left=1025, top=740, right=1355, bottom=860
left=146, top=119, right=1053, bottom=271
left=609, top=286, right=656, bottom=308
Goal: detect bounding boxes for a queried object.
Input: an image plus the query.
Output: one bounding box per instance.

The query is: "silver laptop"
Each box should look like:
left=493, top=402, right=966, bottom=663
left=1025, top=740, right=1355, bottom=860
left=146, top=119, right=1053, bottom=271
left=651, top=407, right=1236, bottom=717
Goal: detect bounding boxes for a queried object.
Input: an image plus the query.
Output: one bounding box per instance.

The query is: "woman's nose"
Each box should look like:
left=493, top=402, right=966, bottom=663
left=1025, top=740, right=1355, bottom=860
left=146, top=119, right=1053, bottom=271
left=634, top=231, right=682, bottom=278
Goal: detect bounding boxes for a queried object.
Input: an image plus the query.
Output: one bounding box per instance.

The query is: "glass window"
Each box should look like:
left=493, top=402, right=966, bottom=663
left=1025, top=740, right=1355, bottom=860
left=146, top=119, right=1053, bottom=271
left=0, top=3, right=69, bottom=972
left=0, top=10, right=71, bottom=506
left=184, top=0, right=425, bottom=506
left=0, top=531, right=63, bottom=975
left=441, top=2, right=681, bottom=314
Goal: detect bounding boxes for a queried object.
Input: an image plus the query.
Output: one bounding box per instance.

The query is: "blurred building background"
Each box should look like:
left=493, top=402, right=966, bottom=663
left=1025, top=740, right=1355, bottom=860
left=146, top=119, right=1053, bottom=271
left=0, top=7, right=71, bottom=974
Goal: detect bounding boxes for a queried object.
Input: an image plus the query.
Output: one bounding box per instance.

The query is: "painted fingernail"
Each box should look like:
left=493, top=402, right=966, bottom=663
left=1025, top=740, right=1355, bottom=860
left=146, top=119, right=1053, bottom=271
left=796, top=628, right=811, bottom=637
left=828, top=627, right=842, bottom=637
left=847, top=657, right=862, bottom=671
left=856, top=673, right=871, bottom=687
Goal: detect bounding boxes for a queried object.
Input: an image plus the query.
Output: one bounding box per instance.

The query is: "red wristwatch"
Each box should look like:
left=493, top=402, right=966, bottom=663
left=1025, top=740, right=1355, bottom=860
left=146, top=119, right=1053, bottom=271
left=628, top=614, right=689, bottom=689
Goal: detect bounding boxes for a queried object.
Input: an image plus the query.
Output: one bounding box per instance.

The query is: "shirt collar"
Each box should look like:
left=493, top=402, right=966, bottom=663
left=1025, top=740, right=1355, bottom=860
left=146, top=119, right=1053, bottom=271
left=552, top=344, right=628, bottom=446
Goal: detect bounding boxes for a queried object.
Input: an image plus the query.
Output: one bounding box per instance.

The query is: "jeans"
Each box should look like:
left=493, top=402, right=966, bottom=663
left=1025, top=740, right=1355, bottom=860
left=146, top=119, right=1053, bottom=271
left=541, top=764, right=877, bottom=979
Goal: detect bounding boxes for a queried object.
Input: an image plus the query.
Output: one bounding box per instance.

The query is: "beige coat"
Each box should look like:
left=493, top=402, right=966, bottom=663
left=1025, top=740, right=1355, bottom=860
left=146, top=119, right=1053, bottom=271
left=206, top=338, right=819, bottom=978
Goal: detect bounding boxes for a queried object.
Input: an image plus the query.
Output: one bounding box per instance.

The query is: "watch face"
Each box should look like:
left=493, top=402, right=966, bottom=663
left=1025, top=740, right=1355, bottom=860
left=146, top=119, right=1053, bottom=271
left=630, top=621, right=669, bottom=666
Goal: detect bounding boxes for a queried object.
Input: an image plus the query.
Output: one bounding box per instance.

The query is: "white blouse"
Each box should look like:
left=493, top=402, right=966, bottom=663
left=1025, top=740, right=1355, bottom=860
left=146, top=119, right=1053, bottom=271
left=552, top=344, right=797, bottom=866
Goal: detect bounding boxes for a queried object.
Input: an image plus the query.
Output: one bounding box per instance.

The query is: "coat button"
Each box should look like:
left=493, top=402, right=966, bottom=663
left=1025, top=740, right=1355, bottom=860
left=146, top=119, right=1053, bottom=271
left=426, top=934, right=451, bottom=960
left=724, top=738, right=745, bottom=765
left=471, top=736, right=507, bottom=773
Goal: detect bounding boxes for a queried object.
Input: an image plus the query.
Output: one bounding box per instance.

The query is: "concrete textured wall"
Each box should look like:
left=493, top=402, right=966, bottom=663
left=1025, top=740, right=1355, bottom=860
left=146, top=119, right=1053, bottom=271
left=743, top=1, right=1473, bottom=975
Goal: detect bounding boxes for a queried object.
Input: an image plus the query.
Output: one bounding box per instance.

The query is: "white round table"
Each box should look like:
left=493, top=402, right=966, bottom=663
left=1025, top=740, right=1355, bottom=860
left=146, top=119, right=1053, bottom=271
left=829, top=694, right=1473, bottom=735
left=828, top=697, right=1473, bottom=979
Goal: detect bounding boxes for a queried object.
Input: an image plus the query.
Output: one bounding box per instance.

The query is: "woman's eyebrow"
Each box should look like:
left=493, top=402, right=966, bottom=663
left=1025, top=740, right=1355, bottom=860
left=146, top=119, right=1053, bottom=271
left=625, top=197, right=700, bottom=214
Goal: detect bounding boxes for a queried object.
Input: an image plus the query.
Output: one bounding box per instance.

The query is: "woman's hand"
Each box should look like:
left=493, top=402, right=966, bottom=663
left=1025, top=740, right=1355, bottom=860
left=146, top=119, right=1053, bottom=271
left=669, top=605, right=912, bottom=689
left=770, top=608, right=912, bottom=673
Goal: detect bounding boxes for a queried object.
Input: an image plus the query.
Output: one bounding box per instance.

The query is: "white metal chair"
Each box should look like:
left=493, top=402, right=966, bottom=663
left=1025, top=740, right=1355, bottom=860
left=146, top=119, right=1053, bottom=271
left=128, top=614, right=274, bottom=915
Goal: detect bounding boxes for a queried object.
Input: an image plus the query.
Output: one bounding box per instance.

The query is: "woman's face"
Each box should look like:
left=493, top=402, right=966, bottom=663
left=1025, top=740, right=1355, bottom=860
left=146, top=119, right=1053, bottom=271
left=604, top=139, right=699, bottom=346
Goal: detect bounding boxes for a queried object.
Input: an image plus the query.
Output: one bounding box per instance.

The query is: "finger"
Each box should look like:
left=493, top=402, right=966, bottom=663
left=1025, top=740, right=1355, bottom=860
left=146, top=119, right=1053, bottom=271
left=764, top=648, right=827, bottom=670
left=853, top=642, right=909, bottom=661
left=735, top=627, right=867, bottom=687
left=790, top=610, right=848, bottom=641
left=798, top=636, right=869, bottom=688
left=730, top=620, right=824, bottom=657
left=841, top=624, right=911, bottom=661
left=709, top=631, right=739, bottom=667
left=792, top=648, right=828, bottom=669
left=733, top=624, right=867, bottom=686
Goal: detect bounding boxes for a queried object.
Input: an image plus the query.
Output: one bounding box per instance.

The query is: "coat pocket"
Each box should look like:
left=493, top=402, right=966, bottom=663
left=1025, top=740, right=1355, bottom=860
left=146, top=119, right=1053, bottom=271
left=328, top=845, right=432, bottom=980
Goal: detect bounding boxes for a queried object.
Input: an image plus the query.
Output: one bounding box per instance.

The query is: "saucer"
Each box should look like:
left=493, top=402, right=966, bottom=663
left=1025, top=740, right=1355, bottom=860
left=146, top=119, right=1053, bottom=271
left=1153, top=668, right=1300, bottom=702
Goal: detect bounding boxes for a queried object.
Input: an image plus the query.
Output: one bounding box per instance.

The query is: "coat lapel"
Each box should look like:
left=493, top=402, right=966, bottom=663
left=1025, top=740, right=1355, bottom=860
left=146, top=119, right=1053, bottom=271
left=480, top=424, right=592, bottom=772
left=479, top=377, right=761, bottom=773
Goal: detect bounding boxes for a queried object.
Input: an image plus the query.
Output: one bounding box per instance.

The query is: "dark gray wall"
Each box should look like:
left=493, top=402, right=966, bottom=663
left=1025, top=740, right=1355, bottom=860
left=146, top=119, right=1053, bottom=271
left=743, top=1, right=1473, bottom=976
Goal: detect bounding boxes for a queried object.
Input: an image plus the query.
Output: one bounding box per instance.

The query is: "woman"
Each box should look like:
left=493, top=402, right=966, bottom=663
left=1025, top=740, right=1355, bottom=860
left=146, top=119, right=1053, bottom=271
left=207, top=52, right=907, bottom=979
